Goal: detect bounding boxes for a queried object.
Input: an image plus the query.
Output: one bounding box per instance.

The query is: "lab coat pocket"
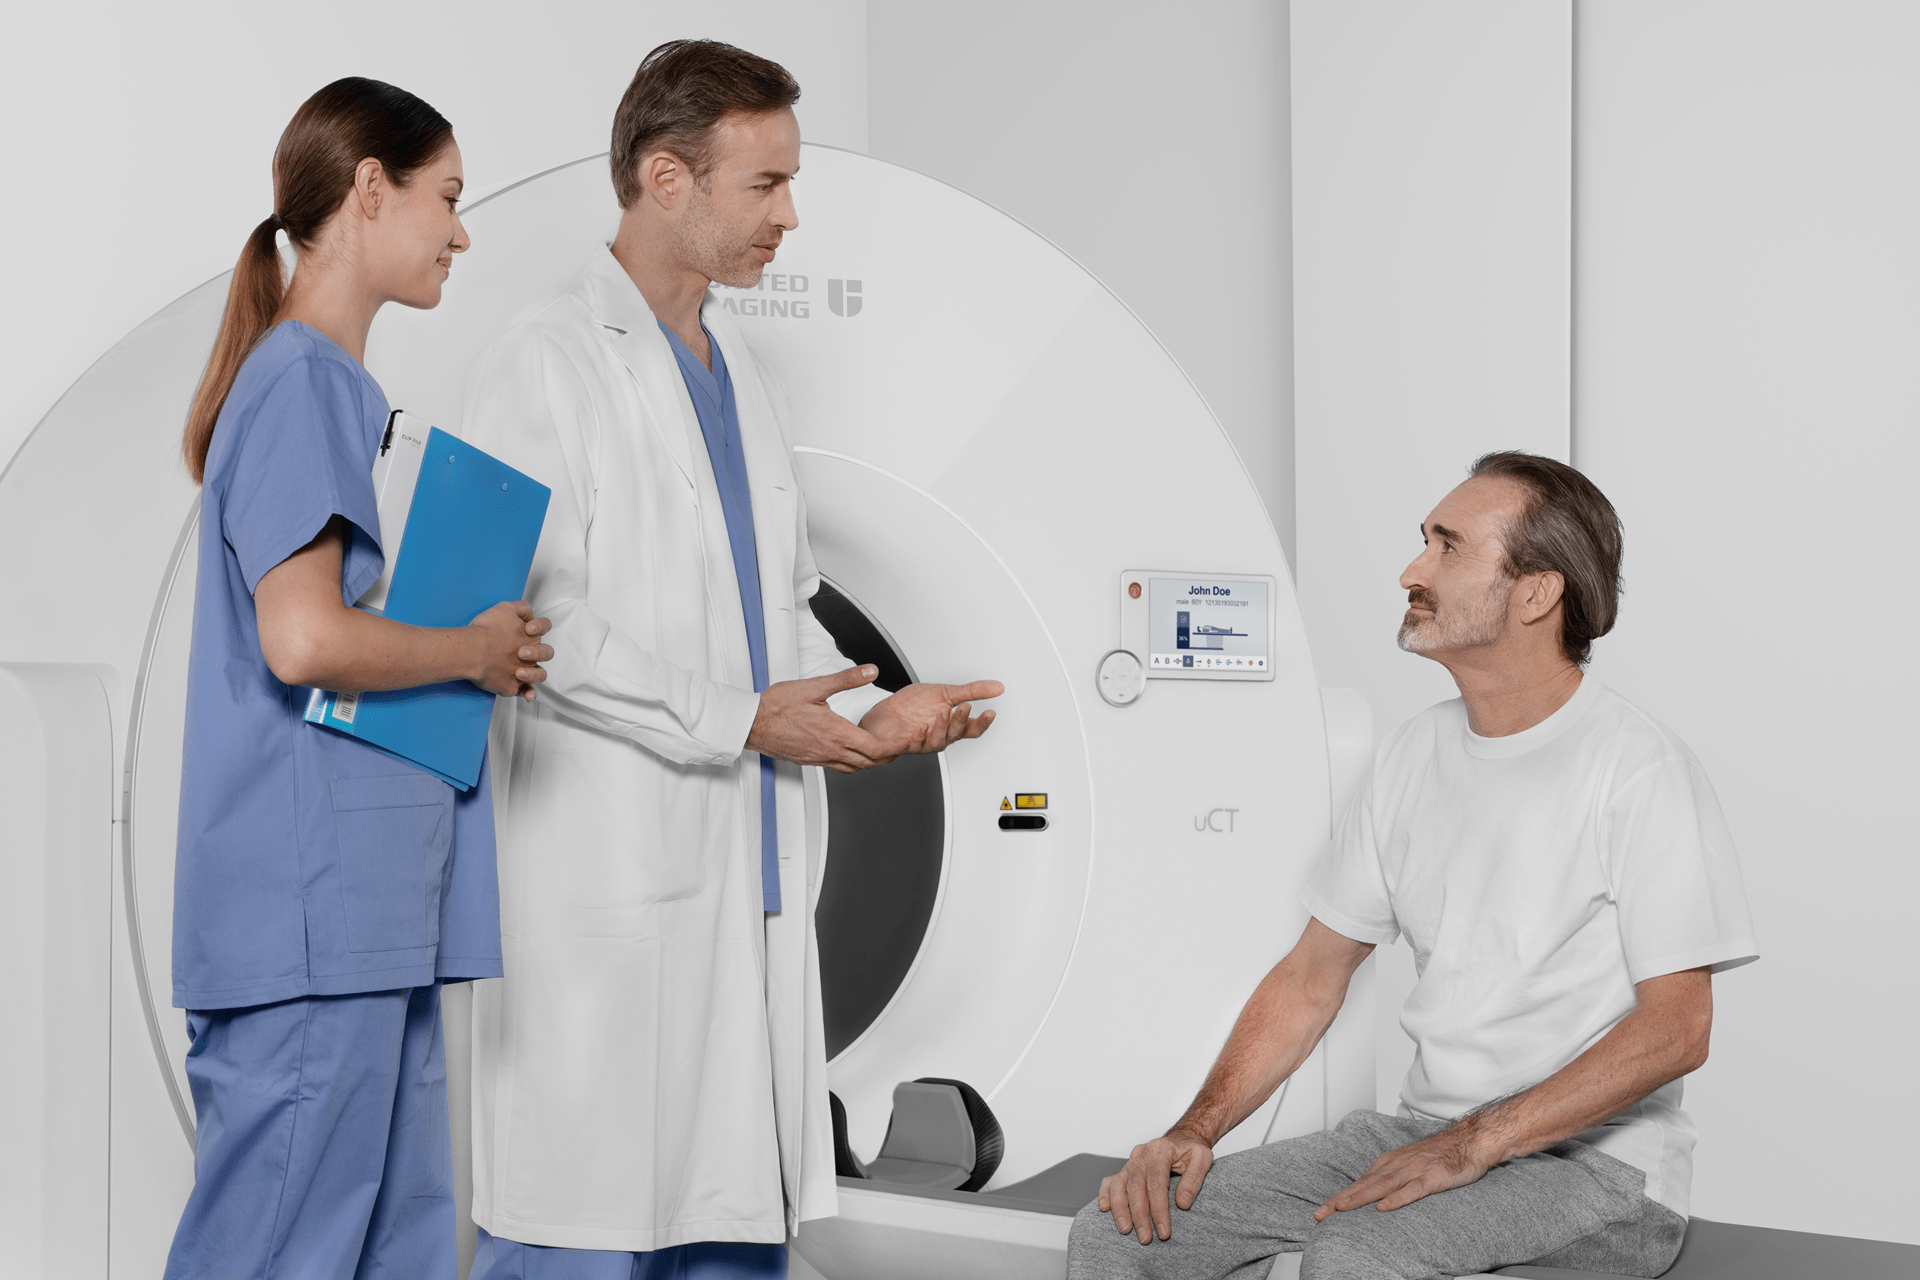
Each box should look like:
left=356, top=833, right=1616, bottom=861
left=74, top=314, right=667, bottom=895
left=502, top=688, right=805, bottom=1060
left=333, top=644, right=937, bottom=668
left=330, top=773, right=451, bottom=953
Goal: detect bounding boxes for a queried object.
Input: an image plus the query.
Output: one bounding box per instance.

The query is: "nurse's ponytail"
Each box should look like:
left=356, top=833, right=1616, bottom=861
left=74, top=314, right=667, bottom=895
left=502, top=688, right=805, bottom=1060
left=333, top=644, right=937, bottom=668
left=183, top=78, right=453, bottom=483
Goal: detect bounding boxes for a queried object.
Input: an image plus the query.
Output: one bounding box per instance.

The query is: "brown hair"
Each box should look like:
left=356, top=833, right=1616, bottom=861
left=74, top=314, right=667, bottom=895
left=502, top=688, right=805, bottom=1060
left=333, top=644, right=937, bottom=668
left=182, top=78, right=453, bottom=483
left=1469, top=451, right=1624, bottom=666
left=610, top=40, right=801, bottom=209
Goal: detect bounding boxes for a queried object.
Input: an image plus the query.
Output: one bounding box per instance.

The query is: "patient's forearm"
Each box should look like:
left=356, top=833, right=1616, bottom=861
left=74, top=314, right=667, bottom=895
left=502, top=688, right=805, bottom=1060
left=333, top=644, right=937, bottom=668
left=1456, top=967, right=1712, bottom=1165
left=1170, top=919, right=1372, bottom=1145
left=1169, top=972, right=1325, bottom=1145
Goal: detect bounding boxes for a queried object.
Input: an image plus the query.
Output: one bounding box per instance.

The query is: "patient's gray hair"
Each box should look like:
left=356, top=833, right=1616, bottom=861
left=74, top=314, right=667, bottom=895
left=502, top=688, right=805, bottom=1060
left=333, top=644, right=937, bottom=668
left=1469, top=452, right=1624, bottom=666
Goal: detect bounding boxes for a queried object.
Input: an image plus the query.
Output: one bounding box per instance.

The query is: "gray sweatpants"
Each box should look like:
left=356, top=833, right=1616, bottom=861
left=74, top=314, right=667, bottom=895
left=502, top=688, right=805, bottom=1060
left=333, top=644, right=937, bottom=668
left=1067, top=1110, right=1686, bottom=1280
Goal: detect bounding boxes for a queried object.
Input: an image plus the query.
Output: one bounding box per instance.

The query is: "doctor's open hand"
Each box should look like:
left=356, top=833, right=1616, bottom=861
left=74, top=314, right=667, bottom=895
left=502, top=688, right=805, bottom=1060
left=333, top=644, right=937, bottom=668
left=469, top=601, right=554, bottom=701
left=748, top=665, right=891, bottom=773
left=858, top=680, right=1003, bottom=758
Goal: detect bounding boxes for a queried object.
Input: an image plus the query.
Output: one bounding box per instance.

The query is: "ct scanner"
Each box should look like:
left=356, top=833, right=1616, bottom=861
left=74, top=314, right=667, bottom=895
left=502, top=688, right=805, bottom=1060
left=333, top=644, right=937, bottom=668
left=0, top=147, right=1382, bottom=1279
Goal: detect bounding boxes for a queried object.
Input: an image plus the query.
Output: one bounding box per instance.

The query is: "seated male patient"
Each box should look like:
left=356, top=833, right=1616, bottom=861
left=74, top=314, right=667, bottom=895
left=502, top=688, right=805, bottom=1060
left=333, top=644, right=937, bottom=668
left=1071, top=452, right=1757, bottom=1280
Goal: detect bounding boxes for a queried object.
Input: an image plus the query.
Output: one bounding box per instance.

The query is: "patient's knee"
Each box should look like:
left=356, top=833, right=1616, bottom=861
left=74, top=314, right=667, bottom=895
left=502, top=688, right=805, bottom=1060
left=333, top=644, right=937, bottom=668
left=1068, top=1201, right=1151, bottom=1278
left=1300, top=1235, right=1405, bottom=1280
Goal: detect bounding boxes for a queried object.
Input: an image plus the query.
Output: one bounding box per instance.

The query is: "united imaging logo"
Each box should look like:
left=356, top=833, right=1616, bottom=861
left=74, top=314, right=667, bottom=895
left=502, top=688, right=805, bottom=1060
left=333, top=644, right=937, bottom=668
left=713, top=273, right=865, bottom=321
left=828, top=279, right=863, bottom=317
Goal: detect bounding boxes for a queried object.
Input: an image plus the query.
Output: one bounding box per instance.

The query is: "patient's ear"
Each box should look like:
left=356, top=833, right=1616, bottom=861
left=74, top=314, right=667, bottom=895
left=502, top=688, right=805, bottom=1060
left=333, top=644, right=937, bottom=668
left=1515, top=570, right=1565, bottom=627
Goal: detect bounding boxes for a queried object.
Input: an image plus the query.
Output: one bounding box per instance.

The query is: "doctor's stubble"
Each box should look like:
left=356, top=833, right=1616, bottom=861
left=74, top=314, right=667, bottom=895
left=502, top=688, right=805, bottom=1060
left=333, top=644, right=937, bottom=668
left=672, top=178, right=773, bottom=290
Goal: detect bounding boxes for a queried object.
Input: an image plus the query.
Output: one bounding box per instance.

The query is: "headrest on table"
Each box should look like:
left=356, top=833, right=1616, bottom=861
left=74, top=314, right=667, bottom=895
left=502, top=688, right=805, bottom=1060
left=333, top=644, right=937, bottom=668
left=832, top=1078, right=1005, bottom=1193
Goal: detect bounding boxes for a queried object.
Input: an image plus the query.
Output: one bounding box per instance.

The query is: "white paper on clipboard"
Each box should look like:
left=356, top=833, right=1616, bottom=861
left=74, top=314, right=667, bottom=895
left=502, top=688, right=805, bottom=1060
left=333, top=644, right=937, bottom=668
left=359, top=409, right=429, bottom=611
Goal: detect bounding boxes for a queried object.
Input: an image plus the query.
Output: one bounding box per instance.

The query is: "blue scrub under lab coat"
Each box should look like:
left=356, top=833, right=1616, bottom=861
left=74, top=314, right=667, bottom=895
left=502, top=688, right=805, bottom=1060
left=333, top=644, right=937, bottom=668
left=660, top=320, right=781, bottom=911
left=473, top=1228, right=788, bottom=1280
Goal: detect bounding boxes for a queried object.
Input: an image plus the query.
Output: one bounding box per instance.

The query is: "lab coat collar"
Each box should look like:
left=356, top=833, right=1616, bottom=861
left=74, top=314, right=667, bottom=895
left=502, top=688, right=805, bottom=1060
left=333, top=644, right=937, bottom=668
left=581, top=249, right=697, bottom=489
left=580, top=245, right=656, bottom=335
left=579, top=249, right=759, bottom=690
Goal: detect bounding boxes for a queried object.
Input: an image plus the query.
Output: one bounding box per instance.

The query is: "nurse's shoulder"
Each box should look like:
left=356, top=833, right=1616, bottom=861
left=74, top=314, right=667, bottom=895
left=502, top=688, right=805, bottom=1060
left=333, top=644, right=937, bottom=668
left=206, top=321, right=383, bottom=488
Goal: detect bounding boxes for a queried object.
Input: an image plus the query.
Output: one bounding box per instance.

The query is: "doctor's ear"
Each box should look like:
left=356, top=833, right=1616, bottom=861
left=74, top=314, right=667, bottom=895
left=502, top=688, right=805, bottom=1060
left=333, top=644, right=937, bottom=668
left=639, top=151, right=687, bottom=208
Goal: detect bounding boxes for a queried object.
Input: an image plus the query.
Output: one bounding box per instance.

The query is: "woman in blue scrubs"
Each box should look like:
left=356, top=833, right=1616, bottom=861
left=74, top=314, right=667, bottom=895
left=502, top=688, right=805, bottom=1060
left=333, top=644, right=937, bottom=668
left=164, top=78, right=553, bottom=1280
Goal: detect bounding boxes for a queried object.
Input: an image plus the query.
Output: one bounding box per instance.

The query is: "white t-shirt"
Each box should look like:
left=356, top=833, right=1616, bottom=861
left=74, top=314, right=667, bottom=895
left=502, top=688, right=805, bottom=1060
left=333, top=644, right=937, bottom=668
left=1302, top=676, right=1757, bottom=1217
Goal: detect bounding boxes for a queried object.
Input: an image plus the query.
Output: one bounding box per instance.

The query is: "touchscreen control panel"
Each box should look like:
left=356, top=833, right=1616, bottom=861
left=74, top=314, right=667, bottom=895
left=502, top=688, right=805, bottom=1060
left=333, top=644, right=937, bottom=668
left=1118, top=571, right=1277, bottom=683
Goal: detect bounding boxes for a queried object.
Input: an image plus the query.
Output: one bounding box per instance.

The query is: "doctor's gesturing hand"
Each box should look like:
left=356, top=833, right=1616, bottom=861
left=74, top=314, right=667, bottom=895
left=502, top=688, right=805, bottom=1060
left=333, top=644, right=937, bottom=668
left=747, top=665, right=890, bottom=773
left=859, top=679, right=1003, bottom=757
left=746, top=666, right=1004, bottom=773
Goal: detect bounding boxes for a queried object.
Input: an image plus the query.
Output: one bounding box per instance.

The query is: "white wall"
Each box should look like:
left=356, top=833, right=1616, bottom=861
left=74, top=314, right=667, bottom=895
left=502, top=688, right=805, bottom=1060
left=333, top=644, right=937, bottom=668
left=867, top=0, right=1296, bottom=560
left=0, top=1, right=868, bottom=472
left=1289, top=0, right=1573, bottom=1116
left=1575, top=0, right=1920, bottom=1244
left=1296, top=0, right=1920, bottom=1246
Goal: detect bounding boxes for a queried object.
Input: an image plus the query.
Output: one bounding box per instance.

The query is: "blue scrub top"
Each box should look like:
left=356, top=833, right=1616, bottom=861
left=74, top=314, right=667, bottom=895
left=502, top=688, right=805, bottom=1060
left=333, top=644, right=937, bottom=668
left=174, top=321, right=502, bottom=1010
left=659, top=321, right=780, bottom=911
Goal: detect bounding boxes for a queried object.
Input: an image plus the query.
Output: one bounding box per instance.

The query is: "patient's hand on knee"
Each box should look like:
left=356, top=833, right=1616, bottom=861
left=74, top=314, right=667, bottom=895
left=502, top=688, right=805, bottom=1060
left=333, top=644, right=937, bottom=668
left=1097, top=1129, right=1214, bottom=1245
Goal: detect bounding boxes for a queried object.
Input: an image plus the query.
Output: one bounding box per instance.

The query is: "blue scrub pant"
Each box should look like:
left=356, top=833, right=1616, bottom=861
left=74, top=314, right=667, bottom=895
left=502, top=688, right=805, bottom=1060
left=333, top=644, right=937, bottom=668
left=473, top=1228, right=788, bottom=1280
left=164, top=984, right=454, bottom=1280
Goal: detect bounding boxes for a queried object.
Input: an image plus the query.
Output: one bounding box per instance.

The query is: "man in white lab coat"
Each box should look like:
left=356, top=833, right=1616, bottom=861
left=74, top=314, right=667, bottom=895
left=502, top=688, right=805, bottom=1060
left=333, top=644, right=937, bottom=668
left=458, top=40, right=1002, bottom=1278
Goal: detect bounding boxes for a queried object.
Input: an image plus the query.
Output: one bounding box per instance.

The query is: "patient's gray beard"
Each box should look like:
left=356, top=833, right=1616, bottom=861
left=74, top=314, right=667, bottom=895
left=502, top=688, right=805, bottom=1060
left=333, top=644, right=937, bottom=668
left=1397, top=579, right=1511, bottom=653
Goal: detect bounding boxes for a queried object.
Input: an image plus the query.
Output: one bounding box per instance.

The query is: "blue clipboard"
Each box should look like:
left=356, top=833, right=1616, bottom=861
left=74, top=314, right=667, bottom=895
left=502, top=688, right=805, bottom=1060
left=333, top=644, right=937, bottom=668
left=305, top=425, right=550, bottom=790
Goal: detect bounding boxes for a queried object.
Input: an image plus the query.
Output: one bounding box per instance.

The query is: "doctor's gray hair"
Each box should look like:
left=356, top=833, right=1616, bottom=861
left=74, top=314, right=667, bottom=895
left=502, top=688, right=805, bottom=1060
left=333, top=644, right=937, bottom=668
left=610, top=40, right=801, bottom=208
left=1469, top=451, right=1624, bottom=666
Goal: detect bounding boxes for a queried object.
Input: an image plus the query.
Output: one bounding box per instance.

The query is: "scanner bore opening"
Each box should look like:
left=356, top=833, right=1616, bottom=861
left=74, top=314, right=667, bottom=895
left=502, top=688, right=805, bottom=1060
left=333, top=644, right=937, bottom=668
left=809, top=580, right=946, bottom=1060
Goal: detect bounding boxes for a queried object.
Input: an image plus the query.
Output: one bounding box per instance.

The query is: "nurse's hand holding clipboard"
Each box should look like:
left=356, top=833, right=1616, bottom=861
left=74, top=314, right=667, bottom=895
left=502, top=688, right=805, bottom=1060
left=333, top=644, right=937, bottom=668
left=467, top=600, right=556, bottom=700
left=256, top=513, right=554, bottom=701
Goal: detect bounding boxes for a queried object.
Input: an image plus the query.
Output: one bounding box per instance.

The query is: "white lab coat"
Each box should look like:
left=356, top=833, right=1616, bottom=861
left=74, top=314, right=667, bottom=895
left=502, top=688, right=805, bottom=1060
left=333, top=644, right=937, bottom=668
left=458, top=249, right=882, bottom=1251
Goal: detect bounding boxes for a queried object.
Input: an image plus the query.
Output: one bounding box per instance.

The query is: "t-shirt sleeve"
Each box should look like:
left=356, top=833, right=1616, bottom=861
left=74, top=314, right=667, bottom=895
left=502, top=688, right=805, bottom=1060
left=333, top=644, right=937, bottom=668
left=1605, top=750, right=1759, bottom=983
left=219, top=355, right=383, bottom=602
left=1300, top=774, right=1401, bottom=946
